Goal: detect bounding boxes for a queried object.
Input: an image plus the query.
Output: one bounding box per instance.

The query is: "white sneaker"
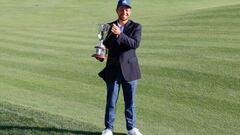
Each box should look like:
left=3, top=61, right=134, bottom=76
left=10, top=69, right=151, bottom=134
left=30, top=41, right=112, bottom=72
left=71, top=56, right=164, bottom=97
left=127, top=128, right=142, bottom=135
left=101, top=129, right=113, bottom=135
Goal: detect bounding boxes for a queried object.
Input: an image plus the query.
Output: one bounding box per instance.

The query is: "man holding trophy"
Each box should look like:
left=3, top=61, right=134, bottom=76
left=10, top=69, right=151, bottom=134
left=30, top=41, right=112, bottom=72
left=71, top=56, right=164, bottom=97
left=93, top=0, right=142, bottom=135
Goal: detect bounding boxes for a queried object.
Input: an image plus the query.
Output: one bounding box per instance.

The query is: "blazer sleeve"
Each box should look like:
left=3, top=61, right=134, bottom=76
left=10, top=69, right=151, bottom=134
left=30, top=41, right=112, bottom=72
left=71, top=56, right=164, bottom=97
left=117, top=23, right=142, bottom=49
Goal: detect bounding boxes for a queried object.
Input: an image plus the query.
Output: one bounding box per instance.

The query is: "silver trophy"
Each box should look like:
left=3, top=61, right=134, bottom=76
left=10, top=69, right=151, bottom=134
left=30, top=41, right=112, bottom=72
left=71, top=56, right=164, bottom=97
left=92, top=23, right=111, bottom=60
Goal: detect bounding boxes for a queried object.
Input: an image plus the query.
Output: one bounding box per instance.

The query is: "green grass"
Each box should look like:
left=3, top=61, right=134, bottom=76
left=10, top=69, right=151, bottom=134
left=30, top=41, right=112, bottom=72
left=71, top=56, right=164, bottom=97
left=0, top=0, right=240, bottom=135
left=0, top=101, right=102, bottom=135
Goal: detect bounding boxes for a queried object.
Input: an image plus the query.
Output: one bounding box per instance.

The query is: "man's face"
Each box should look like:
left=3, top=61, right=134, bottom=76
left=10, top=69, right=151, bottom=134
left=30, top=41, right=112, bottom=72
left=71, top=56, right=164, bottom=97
left=116, top=6, right=131, bottom=21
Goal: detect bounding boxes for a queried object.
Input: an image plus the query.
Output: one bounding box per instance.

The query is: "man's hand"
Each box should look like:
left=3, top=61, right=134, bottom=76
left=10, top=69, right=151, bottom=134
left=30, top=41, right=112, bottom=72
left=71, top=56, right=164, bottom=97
left=111, top=24, right=121, bottom=36
left=96, top=57, right=104, bottom=62
left=92, top=54, right=104, bottom=62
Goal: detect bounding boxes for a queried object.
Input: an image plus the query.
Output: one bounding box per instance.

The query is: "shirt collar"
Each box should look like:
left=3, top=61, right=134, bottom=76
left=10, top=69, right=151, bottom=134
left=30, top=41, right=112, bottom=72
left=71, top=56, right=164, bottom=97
left=117, top=21, right=125, bottom=32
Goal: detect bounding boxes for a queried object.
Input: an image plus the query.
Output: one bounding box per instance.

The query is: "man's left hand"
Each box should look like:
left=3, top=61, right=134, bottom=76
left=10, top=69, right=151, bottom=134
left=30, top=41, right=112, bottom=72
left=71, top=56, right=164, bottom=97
left=111, top=24, right=121, bottom=36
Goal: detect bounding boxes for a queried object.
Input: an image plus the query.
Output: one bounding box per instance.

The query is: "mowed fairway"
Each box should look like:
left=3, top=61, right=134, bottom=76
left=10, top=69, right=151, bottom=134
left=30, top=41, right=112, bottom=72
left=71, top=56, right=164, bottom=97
left=0, top=0, right=240, bottom=135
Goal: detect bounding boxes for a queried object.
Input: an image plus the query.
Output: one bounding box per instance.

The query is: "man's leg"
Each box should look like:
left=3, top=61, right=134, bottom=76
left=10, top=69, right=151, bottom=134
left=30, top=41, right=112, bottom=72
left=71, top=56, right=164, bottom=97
left=122, top=80, right=137, bottom=130
left=105, top=81, right=120, bottom=130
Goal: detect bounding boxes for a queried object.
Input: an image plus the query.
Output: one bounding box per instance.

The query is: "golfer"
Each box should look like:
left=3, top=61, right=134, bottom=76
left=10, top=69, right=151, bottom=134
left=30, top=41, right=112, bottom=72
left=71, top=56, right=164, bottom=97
left=97, top=0, right=143, bottom=135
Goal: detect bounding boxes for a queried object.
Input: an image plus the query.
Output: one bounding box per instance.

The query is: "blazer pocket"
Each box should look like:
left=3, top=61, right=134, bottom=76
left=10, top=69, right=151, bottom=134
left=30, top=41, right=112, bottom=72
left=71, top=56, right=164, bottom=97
left=128, top=57, right=137, bottom=64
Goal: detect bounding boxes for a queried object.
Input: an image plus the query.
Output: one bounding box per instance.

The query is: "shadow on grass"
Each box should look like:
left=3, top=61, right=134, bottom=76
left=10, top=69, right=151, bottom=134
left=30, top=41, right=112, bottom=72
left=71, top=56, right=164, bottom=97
left=0, top=125, right=126, bottom=135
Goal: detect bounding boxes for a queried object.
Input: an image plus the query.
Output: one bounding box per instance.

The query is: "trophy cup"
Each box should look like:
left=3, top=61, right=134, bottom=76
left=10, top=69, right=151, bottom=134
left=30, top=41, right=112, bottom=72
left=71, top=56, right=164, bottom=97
left=92, top=23, right=111, bottom=61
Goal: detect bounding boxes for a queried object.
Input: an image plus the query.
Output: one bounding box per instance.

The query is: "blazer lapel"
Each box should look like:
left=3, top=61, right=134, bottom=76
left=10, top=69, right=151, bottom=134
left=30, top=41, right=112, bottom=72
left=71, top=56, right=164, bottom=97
left=116, top=20, right=132, bottom=45
left=123, top=20, right=132, bottom=34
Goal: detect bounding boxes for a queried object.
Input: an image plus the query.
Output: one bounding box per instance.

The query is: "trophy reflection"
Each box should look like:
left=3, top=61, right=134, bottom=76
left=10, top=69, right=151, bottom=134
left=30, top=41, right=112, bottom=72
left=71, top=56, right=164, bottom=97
left=92, top=23, right=110, bottom=62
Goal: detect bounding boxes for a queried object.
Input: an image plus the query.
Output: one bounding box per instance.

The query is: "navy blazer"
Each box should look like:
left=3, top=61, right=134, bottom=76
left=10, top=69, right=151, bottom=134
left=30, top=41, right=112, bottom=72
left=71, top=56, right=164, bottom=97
left=99, top=20, right=142, bottom=82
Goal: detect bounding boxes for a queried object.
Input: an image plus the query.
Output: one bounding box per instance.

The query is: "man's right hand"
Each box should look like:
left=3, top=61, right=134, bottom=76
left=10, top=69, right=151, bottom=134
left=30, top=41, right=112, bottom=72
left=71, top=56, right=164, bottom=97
left=96, top=57, right=104, bottom=62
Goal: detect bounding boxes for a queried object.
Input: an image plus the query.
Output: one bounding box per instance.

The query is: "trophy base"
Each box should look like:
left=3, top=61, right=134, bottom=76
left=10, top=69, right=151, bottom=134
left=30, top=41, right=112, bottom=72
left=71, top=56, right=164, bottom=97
left=92, top=54, right=107, bottom=59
